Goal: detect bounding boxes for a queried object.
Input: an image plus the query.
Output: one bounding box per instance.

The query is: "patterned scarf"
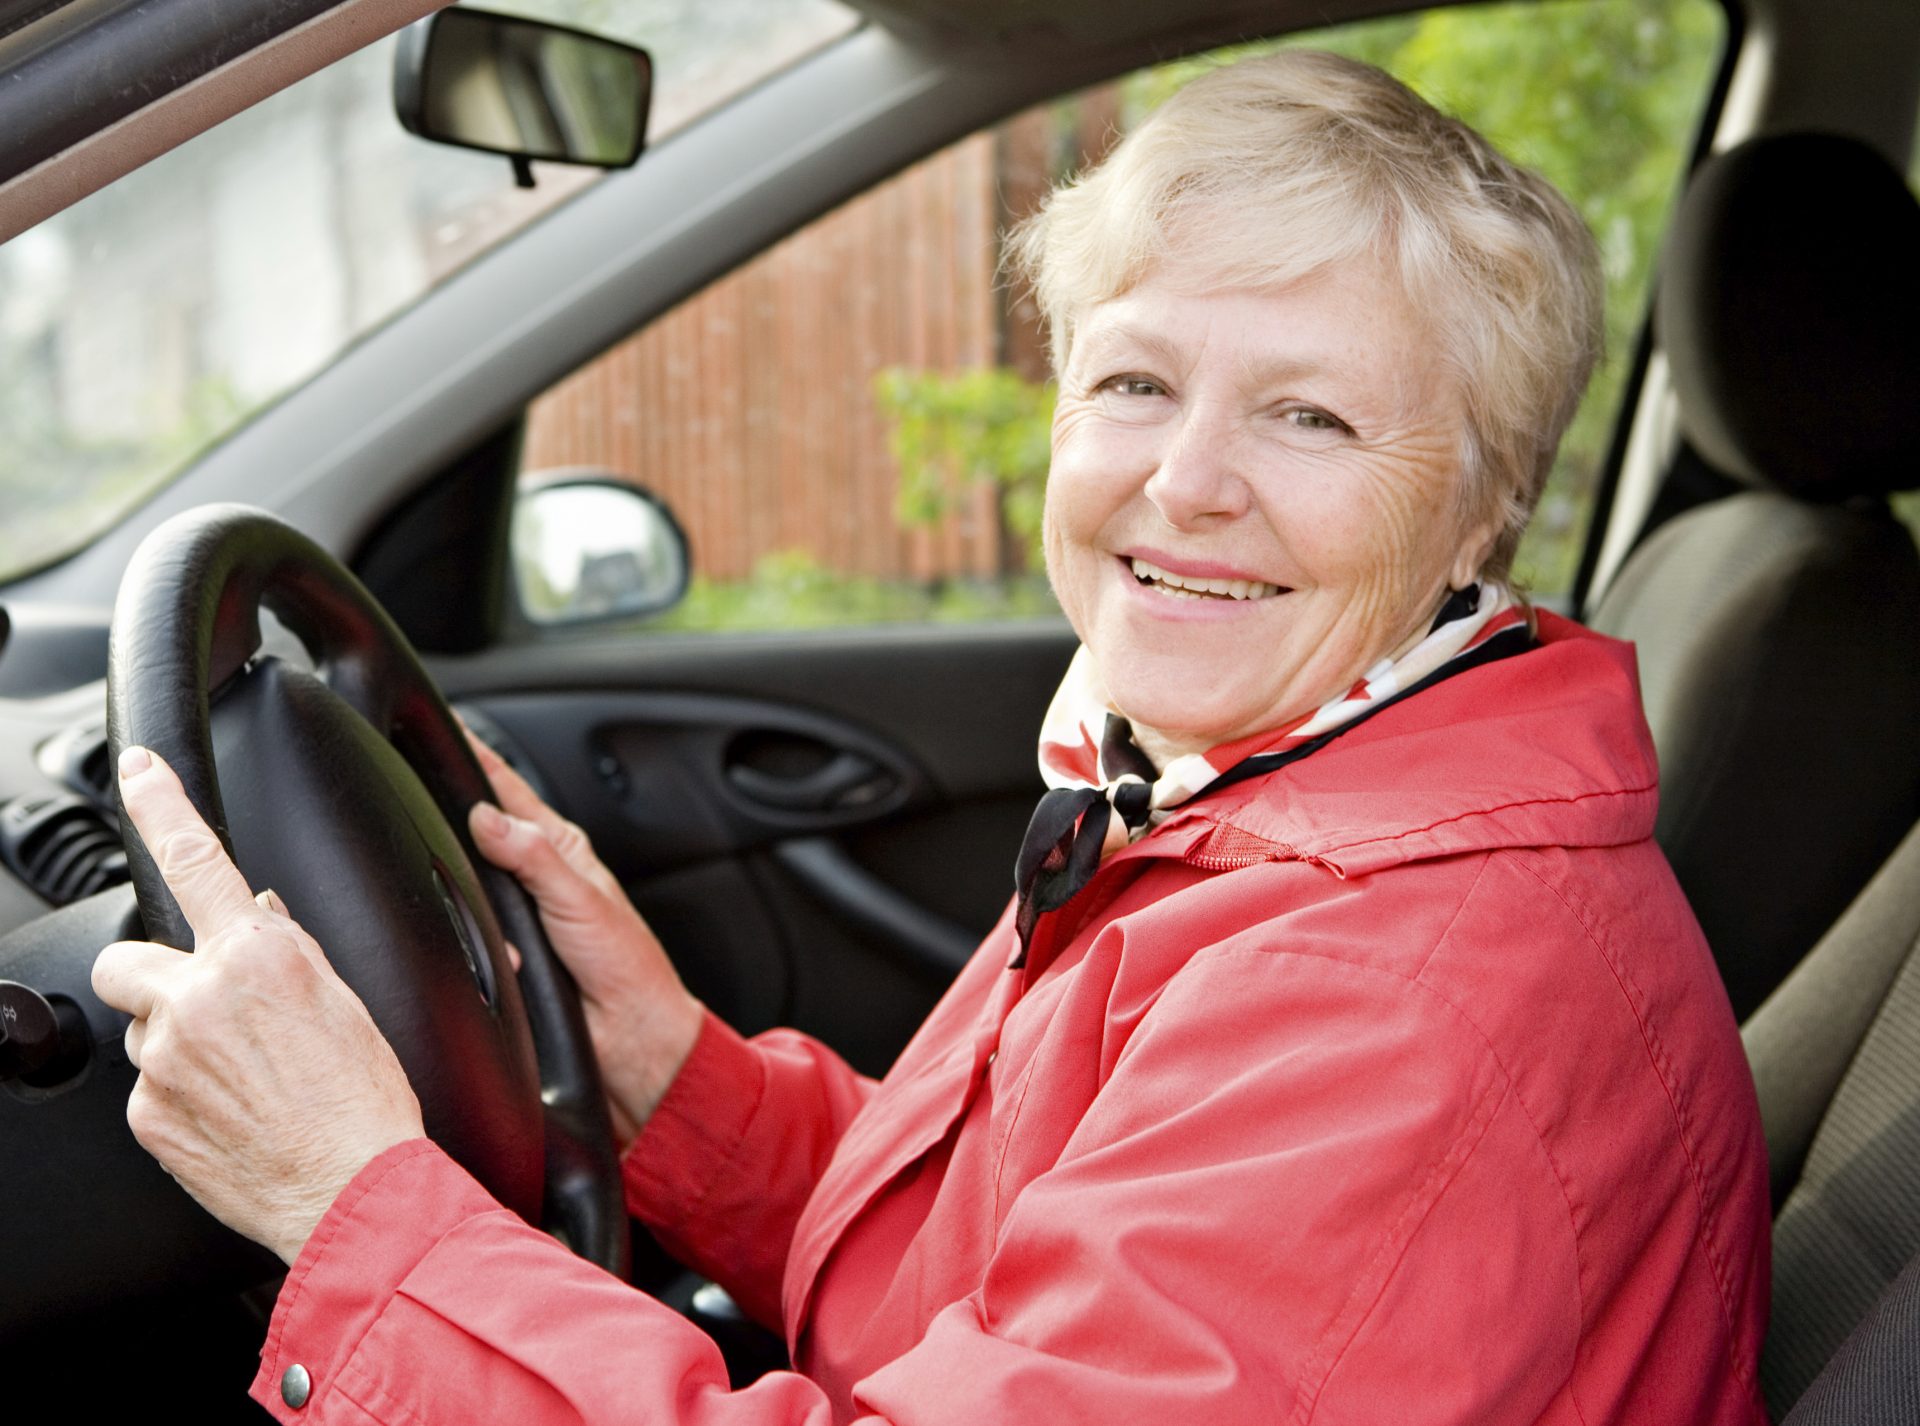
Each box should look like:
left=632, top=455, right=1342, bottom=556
left=1012, top=581, right=1534, bottom=958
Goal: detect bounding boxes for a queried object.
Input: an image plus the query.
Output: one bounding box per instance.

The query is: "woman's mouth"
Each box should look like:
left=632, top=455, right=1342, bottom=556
left=1128, top=556, right=1286, bottom=602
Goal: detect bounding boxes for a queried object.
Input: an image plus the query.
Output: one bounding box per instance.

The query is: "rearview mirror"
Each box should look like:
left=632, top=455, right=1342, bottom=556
left=394, top=7, right=652, bottom=180
left=511, top=476, right=690, bottom=628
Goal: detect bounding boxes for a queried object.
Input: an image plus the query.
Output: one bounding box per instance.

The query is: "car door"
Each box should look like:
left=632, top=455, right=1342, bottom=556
left=437, top=620, right=1072, bottom=1076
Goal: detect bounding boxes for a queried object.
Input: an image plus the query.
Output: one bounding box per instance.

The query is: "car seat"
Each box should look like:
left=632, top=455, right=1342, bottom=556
left=1588, top=131, right=1920, bottom=1021
left=1746, top=814, right=1920, bottom=1416
left=1780, top=1243, right=1920, bottom=1423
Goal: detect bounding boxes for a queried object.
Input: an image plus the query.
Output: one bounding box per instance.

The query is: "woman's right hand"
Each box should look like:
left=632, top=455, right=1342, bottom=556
left=464, top=732, right=703, bottom=1151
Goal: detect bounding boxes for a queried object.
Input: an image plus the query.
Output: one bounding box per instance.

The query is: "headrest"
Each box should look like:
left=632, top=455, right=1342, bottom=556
left=1657, top=132, right=1920, bottom=499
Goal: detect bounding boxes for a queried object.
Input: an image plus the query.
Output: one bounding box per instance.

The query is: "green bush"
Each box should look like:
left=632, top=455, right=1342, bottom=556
left=874, top=366, right=1055, bottom=570
left=649, top=549, right=1056, bottom=632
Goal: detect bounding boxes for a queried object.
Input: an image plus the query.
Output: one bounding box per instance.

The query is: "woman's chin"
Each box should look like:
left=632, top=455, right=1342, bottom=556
left=1096, top=664, right=1275, bottom=759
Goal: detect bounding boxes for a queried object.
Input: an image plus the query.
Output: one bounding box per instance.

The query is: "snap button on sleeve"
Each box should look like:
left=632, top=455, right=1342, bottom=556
left=281, top=1363, right=312, bottom=1408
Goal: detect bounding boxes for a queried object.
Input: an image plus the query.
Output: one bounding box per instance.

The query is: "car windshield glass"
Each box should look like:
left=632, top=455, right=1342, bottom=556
left=0, top=0, right=859, bottom=584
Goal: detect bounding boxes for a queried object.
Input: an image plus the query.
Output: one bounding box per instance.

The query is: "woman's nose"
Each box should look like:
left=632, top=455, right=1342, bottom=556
left=1142, top=406, right=1251, bottom=527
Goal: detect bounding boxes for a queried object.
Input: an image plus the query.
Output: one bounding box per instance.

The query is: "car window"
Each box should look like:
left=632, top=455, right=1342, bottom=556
left=514, top=0, right=1726, bottom=634
left=0, top=0, right=859, bottom=587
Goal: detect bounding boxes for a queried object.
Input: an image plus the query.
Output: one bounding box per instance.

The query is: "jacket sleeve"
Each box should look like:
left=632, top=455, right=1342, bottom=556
left=621, top=1009, right=879, bottom=1326
left=247, top=946, right=1583, bottom=1426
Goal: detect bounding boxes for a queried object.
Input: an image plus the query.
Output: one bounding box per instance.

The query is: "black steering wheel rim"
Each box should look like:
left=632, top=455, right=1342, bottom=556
left=105, top=502, right=627, bottom=1276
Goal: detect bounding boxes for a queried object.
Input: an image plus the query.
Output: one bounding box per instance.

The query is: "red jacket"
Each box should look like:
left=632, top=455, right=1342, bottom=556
left=250, top=614, right=1770, bottom=1424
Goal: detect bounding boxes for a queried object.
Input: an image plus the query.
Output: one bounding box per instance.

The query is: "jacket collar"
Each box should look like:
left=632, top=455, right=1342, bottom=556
left=1120, top=612, right=1658, bottom=880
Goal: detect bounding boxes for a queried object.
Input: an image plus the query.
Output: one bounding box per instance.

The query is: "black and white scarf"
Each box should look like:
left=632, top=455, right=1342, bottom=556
left=1013, top=582, right=1534, bottom=956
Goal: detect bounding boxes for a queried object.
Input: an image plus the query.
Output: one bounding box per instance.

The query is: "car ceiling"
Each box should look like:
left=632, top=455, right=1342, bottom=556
left=0, top=0, right=439, bottom=239
left=5, top=0, right=1918, bottom=242
left=843, top=0, right=1415, bottom=58
left=0, top=0, right=71, bottom=41
left=0, top=0, right=1639, bottom=240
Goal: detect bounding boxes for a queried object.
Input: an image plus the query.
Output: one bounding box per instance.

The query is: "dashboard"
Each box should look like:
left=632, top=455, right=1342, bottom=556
left=0, top=625, right=117, bottom=938
left=0, top=602, right=337, bottom=939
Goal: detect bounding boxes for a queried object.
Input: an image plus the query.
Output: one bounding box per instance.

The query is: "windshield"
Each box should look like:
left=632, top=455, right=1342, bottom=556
left=0, top=0, right=859, bottom=584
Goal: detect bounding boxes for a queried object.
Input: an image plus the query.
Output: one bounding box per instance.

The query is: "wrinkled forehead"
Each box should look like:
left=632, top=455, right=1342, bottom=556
left=1068, top=240, right=1443, bottom=367
left=1054, top=189, right=1444, bottom=363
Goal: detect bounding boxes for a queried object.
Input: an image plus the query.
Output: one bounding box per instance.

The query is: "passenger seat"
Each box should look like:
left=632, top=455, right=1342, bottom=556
left=1780, top=1245, right=1920, bottom=1423
left=1588, top=132, right=1920, bottom=1021
left=1747, top=815, right=1920, bottom=1417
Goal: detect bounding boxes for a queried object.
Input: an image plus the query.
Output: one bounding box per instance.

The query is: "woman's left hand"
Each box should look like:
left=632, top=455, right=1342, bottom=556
left=91, top=746, right=425, bottom=1265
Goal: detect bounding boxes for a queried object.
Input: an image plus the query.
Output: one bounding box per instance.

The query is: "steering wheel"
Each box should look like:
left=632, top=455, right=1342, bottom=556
left=104, top=503, right=626, bottom=1276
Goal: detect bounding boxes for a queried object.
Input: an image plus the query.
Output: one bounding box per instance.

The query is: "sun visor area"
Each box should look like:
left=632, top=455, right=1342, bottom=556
left=0, top=0, right=441, bottom=241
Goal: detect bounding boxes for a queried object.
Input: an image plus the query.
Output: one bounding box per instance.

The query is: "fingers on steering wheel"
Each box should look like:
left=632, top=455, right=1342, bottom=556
left=117, top=746, right=262, bottom=945
left=464, top=729, right=559, bottom=827
left=469, top=805, right=599, bottom=921
left=123, top=1015, right=147, bottom=1068
left=91, top=938, right=190, bottom=1022
left=464, top=732, right=599, bottom=860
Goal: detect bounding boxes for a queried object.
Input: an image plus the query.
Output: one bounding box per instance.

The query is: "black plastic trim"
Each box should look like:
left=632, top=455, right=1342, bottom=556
left=1570, top=0, right=1747, bottom=617
left=353, top=418, right=523, bottom=655
left=771, top=836, right=976, bottom=980
left=0, top=0, right=347, bottom=182
left=468, top=690, right=933, bottom=874
left=0, top=885, right=287, bottom=1334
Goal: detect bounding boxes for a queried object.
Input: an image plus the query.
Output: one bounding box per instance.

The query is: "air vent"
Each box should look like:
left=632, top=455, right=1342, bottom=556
left=70, top=735, right=112, bottom=804
left=35, top=722, right=113, bottom=808
left=0, top=794, right=130, bottom=905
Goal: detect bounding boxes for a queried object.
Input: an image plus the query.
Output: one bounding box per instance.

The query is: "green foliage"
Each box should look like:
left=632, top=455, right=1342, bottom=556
left=1376, top=0, right=1722, bottom=591
left=1892, top=490, right=1920, bottom=547
left=645, top=549, right=1056, bottom=633
left=873, top=366, right=1056, bottom=568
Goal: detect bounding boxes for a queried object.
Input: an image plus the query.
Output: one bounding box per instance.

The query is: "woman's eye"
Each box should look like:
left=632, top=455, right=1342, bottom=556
left=1100, top=376, right=1167, bottom=398
left=1284, top=406, right=1348, bottom=433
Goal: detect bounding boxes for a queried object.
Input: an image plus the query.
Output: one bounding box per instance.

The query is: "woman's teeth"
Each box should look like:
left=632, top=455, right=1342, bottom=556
left=1129, top=557, right=1282, bottom=601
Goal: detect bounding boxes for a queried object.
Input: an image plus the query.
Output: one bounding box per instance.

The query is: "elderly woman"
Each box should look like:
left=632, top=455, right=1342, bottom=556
left=93, top=50, right=1768, bottom=1425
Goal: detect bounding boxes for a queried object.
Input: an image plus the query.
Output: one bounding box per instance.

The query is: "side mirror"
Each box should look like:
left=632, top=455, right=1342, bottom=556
left=393, top=7, right=652, bottom=184
left=511, top=476, right=690, bottom=629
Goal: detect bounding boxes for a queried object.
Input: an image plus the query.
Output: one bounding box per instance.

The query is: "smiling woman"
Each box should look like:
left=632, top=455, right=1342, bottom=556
left=1014, top=47, right=1598, bottom=786
left=80, top=43, right=1770, bottom=1426
left=1042, top=264, right=1494, bottom=760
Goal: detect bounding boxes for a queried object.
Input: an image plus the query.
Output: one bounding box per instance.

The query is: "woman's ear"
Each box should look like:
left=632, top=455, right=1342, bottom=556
left=1449, top=512, right=1504, bottom=591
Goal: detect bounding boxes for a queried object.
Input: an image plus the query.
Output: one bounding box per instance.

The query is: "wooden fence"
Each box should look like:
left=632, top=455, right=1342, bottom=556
left=522, top=132, right=1013, bottom=584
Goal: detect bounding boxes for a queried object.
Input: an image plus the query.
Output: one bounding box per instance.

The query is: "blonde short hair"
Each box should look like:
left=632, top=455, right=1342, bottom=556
left=1007, top=50, right=1604, bottom=580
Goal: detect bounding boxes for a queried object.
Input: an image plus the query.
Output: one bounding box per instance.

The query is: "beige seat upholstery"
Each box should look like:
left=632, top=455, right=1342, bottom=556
left=1590, top=133, right=1920, bottom=1021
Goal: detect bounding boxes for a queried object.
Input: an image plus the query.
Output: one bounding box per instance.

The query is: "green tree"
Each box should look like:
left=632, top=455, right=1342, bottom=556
left=874, top=366, right=1056, bottom=570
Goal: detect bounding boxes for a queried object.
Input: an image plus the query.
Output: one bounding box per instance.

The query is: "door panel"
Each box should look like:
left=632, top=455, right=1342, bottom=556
left=435, top=622, right=1074, bottom=1071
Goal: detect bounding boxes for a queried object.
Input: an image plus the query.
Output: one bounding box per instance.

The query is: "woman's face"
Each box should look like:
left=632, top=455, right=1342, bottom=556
left=1044, top=257, right=1501, bottom=761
